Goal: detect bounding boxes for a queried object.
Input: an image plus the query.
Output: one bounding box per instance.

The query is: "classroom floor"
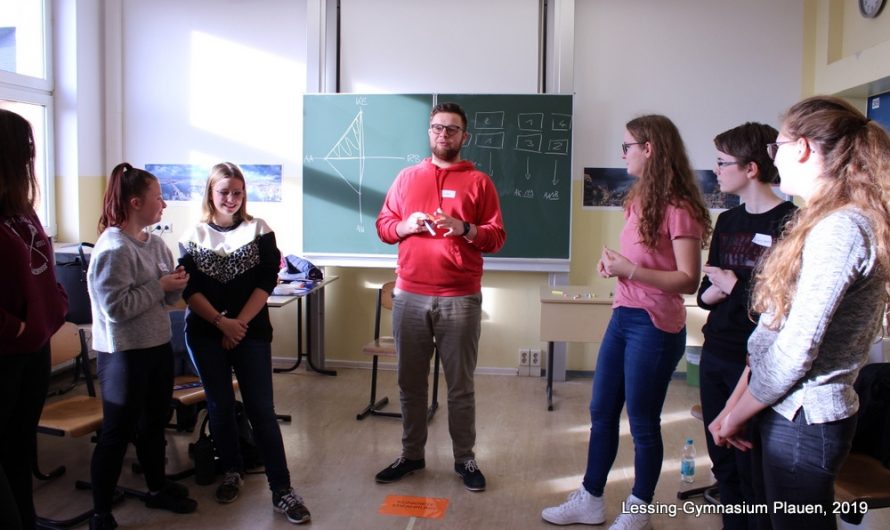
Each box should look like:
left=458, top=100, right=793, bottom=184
left=33, top=366, right=888, bottom=530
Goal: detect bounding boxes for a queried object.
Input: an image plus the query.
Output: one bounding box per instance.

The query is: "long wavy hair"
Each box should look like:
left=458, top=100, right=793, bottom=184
left=752, top=96, right=890, bottom=327
left=201, top=162, right=253, bottom=224
left=624, top=115, right=712, bottom=248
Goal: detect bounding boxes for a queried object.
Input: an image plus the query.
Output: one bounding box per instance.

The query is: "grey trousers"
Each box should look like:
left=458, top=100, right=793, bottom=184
left=392, top=288, right=482, bottom=463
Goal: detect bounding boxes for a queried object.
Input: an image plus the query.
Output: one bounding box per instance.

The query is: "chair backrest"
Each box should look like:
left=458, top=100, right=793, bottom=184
left=48, top=321, right=96, bottom=397
left=55, top=242, right=94, bottom=325
left=373, top=281, right=396, bottom=340
left=50, top=322, right=83, bottom=366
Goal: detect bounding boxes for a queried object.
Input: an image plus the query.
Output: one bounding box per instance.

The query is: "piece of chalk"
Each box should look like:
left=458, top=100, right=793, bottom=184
left=551, top=290, right=564, bottom=295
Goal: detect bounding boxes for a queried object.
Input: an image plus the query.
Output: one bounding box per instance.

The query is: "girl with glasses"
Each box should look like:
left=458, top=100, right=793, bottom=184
left=711, top=96, right=890, bottom=530
left=543, top=115, right=712, bottom=530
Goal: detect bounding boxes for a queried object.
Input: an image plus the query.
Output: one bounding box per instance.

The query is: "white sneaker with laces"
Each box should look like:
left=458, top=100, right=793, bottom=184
left=609, top=494, right=652, bottom=530
left=541, top=486, right=606, bottom=525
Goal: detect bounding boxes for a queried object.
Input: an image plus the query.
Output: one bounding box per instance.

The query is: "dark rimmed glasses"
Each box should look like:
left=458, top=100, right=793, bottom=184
left=766, top=140, right=794, bottom=160
left=621, top=142, right=644, bottom=155
left=716, top=159, right=741, bottom=169
left=430, top=124, right=464, bottom=136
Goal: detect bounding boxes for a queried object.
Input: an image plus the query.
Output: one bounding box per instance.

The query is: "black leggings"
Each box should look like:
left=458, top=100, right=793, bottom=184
left=0, top=345, right=50, bottom=530
left=91, top=343, right=173, bottom=513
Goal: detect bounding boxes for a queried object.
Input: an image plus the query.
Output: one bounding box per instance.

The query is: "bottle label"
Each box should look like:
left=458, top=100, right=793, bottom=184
left=680, top=459, right=695, bottom=476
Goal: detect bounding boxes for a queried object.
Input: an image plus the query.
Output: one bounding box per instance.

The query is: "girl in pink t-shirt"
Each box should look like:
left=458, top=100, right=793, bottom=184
left=543, top=115, right=711, bottom=530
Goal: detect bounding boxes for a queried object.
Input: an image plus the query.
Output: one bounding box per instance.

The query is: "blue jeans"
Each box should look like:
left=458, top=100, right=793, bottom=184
left=700, top=350, right=755, bottom=530
left=186, top=333, right=290, bottom=492
left=582, top=307, right=686, bottom=503
left=751, top=408, right=856, bottom=530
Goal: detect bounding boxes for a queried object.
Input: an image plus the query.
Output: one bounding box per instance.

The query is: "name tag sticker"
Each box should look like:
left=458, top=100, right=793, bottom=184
left=158, top=262, right=170, bottom=273
left=441, top=189, right=456, bottom=199
left=752, top=233, right=772, bottom=247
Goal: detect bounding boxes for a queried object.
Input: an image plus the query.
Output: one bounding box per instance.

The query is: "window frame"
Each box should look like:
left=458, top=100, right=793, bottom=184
left=0, top=0, right=55, bottom=235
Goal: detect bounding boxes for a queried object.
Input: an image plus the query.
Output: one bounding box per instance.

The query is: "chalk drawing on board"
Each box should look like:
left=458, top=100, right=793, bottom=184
left=474, top=132, right=504, bottom=149
left=474, top=111, right=504, bottom=129
left=551, top=113, right=572, bottom=131
left=311, top=108, right=418, bottom=233
left=518, top=113, right=543, bottom=131
left=552, top=160, right=559, bottom=185
left=515, top=134, right=542, bottom=153
left=524, top=158, right=532, bottom=180
left=545, top=138, right=569, bottom=156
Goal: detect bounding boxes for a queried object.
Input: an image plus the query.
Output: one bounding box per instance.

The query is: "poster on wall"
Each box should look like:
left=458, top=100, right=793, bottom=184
left=582, top=167, right=739, bottom=210
left=147, top=163, right=283, bottom=202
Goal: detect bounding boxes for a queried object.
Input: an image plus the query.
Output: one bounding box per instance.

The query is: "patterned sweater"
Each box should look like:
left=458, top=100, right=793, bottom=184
left=748, top=209, right=883, bottom=424
left=179, top=219, right=280, bottom=342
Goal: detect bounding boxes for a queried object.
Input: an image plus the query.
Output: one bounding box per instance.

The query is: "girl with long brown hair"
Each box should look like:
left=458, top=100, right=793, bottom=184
left=711, top=95, right=890, bottom=530
left=543, top=115, right=711, bottom=530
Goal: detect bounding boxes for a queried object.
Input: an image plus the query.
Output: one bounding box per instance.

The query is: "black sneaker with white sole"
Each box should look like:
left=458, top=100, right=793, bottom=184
left=375, top=457, right=425, bottom=483
left=273, top=487, right=311, bottom=524
left=455, top=459, right=486, bottom=491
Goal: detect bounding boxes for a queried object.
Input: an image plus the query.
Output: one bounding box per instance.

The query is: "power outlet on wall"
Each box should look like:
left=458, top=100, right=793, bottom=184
left=529, top=348, right=542, bottom=377
left=149, top=222, right=174, bottom=234
left=518, top=348, right=530, bottom=377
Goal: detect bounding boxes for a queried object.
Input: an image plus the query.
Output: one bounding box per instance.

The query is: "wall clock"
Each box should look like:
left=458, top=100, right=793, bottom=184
left=860, top=0, right=886, bottom=18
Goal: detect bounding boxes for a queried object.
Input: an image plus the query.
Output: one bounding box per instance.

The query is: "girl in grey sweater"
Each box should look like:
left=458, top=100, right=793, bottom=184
left=86, top=163, right=196, bottom=530
left=710, top=96, right=890, bottom=530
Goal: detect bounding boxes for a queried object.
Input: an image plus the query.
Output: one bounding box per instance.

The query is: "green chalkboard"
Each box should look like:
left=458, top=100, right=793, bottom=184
left=302, top=93, right=572, bottom=269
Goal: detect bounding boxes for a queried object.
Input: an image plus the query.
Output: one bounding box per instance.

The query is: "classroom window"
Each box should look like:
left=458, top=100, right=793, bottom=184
left=0, top=0, right=54, bottom=233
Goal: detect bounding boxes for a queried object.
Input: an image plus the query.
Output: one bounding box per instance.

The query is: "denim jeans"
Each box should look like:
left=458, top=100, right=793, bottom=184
left=582, top=307, right=686, bottom=503
left=700, top=350, right=755, bottom=530
left=392, top=289, right=481, bottom=463
left=186, top=333, right=290, bottom=491
left=91, top=344, right=173, bottom=512
left=751, top=408, right=856, bottom=530
left=0, top=345, right=50, bottom=529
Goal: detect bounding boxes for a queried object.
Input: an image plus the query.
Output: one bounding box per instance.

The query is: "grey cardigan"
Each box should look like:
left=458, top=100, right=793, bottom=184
left=87, top=228, right=181, bottom=353
left=748, top=208, right=884, bottom=424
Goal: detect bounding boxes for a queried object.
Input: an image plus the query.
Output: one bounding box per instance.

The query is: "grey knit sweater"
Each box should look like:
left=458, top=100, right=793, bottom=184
left=748, top=208, right=883, bottom=424
left=87, top=228, right=181, bottom=353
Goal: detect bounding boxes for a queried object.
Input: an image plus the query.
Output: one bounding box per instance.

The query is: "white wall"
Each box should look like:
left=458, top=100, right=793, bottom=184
left=339, top=0, right=540, bottom=93
left=573, top=0, right=803, bottom=172
left=115, top=0, right=308, bottom=255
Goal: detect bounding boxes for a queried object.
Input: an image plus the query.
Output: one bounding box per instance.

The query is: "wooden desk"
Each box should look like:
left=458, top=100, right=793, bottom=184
left=269, top=276, right=339, bottom=375
left=540, top=285, right=613, bottom=410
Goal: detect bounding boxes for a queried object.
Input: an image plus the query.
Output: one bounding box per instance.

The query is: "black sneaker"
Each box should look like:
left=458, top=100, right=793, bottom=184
left=158, top=479, right=189, bottom=499
left=216, top=471, right=243, bottom=504
left=273, top=487, right=311, bottom=524
left=144, top=488, right=198, bottom=514
left=375, top=457, right=425, bottom=483
left=89, top=512, right=118, bottom=530
left=455, top=459, right=486, bottom=491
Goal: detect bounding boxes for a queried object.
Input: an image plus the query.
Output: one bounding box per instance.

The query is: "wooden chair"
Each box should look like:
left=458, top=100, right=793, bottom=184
left=676, top=404, right=720, bottom=505
left=834, top=452, right=890, bottom=524
left=356, top=281, right=440, bottom=422
left=34, top=322, right=104, bottom=529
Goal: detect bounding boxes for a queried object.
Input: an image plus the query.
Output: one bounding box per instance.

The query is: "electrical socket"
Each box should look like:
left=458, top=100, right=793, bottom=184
left=518, top=348, right=530, bottom=376
left=529, top=348, right=542, bottom=377
left=149, top=222, right=173, bottom=234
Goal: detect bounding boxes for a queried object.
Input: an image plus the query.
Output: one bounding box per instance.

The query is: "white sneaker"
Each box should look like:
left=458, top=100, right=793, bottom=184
left=542, top=487, right=606, bottom=525
left=609, top=494, right=652, bottom=530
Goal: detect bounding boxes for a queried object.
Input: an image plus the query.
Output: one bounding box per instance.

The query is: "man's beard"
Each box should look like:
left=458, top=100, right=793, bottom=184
left=432, top=144, right=461, bottom=162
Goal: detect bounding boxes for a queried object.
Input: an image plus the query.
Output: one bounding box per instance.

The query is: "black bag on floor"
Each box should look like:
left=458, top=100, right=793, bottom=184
left=55, top=242, right=94, bottom=325
left=188, top=401, right=264, bottom=484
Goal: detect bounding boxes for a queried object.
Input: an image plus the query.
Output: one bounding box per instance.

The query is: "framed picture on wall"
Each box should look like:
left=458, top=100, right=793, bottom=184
left=582, top=167, right=739, bottom=210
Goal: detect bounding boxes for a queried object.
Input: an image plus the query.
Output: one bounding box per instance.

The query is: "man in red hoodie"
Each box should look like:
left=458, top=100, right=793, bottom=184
left=375, top=102, right=505, bottom=492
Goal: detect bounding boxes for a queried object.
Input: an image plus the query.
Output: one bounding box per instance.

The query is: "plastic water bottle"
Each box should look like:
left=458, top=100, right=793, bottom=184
left=680, top=438, right=696, bottom=483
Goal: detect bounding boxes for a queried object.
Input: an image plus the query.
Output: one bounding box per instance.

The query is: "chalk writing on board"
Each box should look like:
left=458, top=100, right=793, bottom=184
left=307, top=103, right=420, bottom=233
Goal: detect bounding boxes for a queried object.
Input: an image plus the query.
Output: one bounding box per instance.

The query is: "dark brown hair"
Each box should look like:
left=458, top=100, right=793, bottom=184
left=714, top=122, right=779, bottom=184
left=0, top=109, right=39, bottom=215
